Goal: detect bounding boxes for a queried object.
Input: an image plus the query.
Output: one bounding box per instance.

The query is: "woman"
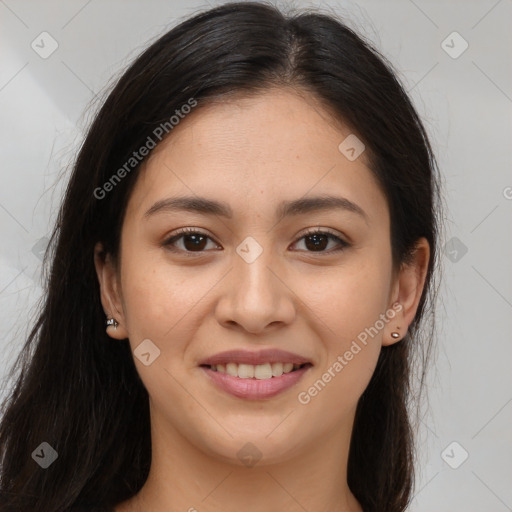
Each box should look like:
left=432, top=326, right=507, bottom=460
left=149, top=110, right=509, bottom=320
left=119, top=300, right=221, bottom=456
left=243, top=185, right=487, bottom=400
left=0, top=2, right=441, bottom=511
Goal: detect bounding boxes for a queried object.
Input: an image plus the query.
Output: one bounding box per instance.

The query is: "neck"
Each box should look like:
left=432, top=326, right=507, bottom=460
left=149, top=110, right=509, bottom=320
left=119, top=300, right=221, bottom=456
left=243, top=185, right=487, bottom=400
left=117, top=407, right=363, bottom=512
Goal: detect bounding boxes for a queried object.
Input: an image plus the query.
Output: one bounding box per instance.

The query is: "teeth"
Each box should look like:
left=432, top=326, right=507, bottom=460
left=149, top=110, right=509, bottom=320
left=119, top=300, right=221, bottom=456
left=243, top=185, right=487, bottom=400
left=283, top=362, right=294, bottom=373
left=254, top=363, right=272, bottom=380
left=226, top=363, right=238, bottom=377
left=271, top=362, right=283, bottom=377
left=210, top=362, right=303, bottom=379
left=238, top=364, right=254, bottom=379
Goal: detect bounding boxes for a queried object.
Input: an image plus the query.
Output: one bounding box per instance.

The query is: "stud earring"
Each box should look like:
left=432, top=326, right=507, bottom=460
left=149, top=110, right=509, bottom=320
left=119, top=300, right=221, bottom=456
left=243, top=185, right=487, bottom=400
left=391, top=332, right=400, bottom=339
left=106, top=317, right=119, bottom=330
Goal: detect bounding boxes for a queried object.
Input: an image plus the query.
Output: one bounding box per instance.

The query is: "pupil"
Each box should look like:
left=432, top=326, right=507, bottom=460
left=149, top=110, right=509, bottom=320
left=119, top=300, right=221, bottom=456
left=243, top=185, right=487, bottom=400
left=184, top=234, right=207, bottom=251
left=305, top=234, right=328, bottom=251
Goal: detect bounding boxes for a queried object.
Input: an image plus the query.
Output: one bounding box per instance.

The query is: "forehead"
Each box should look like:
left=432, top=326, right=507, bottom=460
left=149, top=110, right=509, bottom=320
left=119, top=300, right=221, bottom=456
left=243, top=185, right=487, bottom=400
left=125, top=88, right=388, bottom=225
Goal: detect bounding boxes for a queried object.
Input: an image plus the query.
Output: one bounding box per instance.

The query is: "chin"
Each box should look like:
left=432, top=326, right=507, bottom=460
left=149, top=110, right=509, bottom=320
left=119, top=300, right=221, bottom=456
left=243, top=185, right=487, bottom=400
left=196, top=426, right=309, bottom=468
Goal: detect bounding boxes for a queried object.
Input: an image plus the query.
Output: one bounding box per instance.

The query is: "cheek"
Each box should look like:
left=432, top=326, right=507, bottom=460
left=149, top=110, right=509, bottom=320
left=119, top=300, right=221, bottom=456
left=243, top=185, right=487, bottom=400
left=293, top=254, right=391, bottom=409
left=296, top=254, right=392, bottom=342
left=119, top=246, right=227, bottom=371
left=118, top=253, right=202, bottom=409
left=118, top=244, right=196, bottom=347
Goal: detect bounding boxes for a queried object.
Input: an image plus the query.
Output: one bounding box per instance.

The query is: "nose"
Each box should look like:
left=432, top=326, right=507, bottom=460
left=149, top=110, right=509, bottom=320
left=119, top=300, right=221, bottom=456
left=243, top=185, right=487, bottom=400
left=214, top=244, right=296, bottom=335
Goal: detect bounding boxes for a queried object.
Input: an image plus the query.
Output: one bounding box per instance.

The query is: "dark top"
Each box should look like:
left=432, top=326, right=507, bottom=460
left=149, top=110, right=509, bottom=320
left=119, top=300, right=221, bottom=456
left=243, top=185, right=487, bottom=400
left=72, top=506, right=115, bottom=511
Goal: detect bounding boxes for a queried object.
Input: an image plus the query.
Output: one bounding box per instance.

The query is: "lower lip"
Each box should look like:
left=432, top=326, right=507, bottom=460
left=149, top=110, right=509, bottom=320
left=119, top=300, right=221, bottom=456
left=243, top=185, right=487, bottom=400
left=200, top=365, right=312, bottom=400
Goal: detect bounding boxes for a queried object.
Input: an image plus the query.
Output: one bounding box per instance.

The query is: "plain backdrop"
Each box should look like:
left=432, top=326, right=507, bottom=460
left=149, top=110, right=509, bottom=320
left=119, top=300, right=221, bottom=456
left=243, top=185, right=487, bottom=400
left=0, top=1, right=511, bottom=510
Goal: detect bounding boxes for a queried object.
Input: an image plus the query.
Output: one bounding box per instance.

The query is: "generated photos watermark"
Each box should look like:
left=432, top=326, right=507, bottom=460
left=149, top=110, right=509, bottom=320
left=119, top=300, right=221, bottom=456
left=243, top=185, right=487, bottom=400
left=93, top=97, right=198, bottom=200
left=297, top=302, right=403, bottom=405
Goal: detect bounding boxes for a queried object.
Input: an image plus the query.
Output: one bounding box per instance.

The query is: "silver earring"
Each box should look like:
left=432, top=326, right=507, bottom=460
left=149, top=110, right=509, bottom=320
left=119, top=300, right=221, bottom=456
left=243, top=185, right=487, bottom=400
left=391, top=332, right=400, bottom=339
left=106, top=317, right=119, bottom=330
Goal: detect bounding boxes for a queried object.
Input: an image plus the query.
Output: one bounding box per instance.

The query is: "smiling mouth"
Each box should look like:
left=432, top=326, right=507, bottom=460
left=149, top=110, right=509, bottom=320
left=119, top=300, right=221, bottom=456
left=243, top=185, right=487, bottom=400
left=200, top=362, right=312, bottom=380
left=199, top=361, right=313, bottom=400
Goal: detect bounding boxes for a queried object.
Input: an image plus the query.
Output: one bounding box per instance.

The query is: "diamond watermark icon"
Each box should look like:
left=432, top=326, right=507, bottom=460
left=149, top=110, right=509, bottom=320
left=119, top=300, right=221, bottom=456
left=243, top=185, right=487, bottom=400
left=31, top=236, right=50, bottom=261
left=31, top=32, right=59, bottom=59
left=237, top=442, right=262, bottom=468
left=444, top=236, right=468, bottom=263
left=338, top=134, right=365, bottom=161
left=236, top=236, right=263, bottom=264
left=441, top=441, right=469, bottom=469
left=32, top=441, right=58, bottom=469
left=441, top=31, right=468, bottom=59
left=134, top=338, right=161, bottom=366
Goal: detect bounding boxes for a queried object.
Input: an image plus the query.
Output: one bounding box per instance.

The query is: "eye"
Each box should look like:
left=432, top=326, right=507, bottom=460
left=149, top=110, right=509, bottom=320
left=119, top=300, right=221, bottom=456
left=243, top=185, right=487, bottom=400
left=162, top=227, right=349, bottom=255
left=163, top=227, right=220, bottom=253
left=291, top=228, right=349, bottom=254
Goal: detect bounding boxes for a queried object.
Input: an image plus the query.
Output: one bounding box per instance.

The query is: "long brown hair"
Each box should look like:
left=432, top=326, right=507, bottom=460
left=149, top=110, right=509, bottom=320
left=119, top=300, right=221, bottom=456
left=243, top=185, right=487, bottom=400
left=0, top=2, right=441, bottom=510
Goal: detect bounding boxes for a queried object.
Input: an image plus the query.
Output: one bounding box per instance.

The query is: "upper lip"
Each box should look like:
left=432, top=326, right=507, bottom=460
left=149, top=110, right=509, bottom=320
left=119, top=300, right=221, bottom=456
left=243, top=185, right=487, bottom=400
left=199, top=349, right=312, bottom=366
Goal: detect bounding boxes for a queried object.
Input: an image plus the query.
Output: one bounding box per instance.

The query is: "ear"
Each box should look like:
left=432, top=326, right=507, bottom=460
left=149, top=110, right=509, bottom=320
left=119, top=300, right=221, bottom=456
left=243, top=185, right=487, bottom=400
left=94, top=242, right=129, bottom=340
left=383, top=237, right=430, bottom=346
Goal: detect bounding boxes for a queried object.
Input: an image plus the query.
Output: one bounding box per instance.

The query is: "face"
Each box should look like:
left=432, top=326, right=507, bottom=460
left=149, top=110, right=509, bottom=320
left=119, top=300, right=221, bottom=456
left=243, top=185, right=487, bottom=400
left=95, top=88, right=427, bottom=467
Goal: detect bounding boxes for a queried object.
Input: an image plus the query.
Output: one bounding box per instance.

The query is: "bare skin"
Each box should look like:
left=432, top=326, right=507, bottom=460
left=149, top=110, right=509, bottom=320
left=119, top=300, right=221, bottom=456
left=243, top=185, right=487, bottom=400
left=94, top=87, right=429, bottom=512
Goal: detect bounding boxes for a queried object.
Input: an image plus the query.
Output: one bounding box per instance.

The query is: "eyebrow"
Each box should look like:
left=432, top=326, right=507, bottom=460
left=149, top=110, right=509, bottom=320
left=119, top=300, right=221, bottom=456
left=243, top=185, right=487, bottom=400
left=144, top=194, right=368, bottom=223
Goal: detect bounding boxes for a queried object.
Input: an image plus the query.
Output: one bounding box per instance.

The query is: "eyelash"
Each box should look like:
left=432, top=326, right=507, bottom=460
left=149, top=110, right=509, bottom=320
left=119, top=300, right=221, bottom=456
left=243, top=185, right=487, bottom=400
left=162, top=227, right=349, bottom=256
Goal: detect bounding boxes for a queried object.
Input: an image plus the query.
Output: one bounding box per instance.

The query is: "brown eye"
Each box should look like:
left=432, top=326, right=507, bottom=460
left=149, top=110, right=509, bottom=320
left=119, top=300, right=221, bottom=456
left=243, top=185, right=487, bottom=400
left=292, top=229, right=349, bottom=254
left=163, top=228, right=220, bottom=254
left=163, top=227, right=349, bottom=256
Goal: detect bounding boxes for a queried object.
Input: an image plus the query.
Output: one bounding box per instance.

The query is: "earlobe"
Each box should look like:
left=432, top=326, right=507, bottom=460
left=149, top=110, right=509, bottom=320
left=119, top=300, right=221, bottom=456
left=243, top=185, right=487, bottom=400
left=93, top=242, right=129, bottom=340
left=383, top=238, right=430, bottom=346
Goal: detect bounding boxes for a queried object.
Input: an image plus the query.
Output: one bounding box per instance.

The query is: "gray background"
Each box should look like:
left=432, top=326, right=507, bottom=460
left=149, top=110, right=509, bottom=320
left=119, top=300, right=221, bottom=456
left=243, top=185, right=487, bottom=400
left=1, top=0, right=511, bottom=510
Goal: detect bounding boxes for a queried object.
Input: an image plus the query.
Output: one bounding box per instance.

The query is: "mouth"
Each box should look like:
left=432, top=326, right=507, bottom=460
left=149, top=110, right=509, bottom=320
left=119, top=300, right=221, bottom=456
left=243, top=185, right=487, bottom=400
left=200, top=362, right=312, bottom=379
left=198, top=349, right=313, bottom=400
